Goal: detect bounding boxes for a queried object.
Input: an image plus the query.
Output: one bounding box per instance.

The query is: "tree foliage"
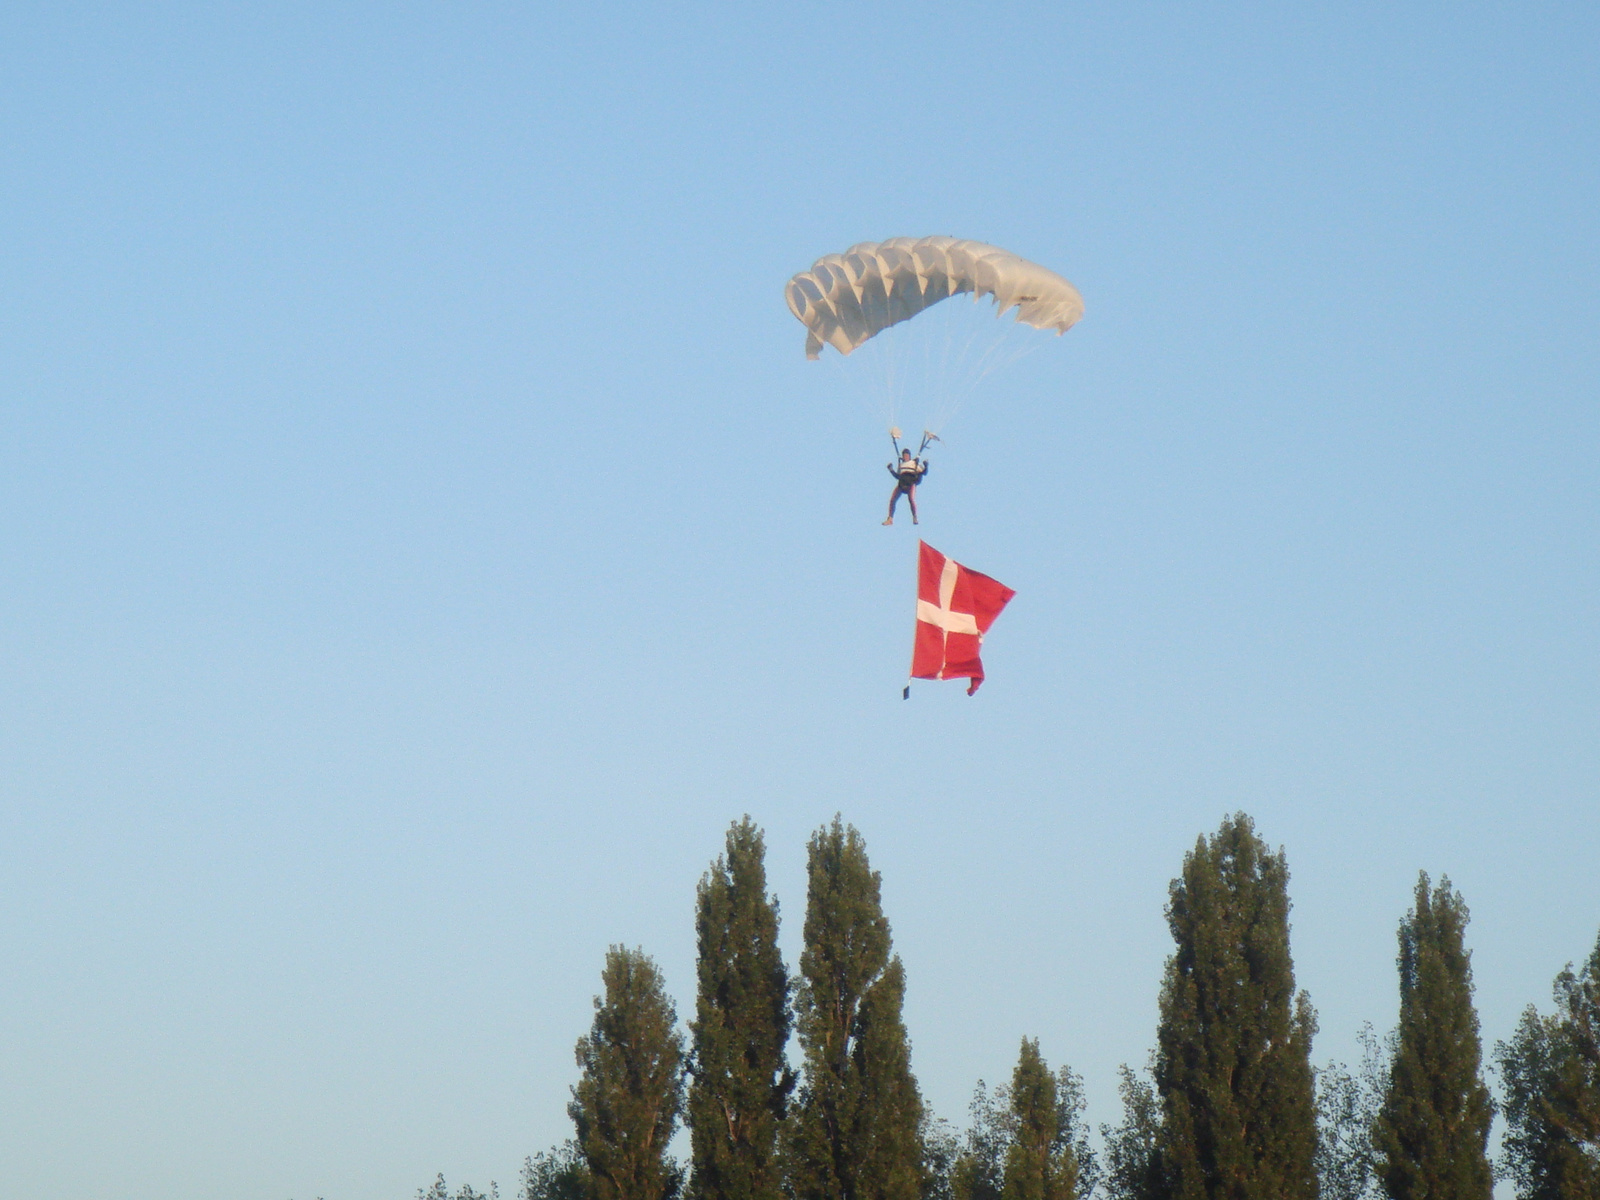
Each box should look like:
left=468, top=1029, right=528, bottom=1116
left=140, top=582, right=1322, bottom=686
left=570, top=946, right=687, bottom=1200
left=1371, top=873, right=1493, bottom=1200
left=1497, top=929, right=1600, bottom=1200
left=1101, top=1065, right=1162, bottom=1200
left=1314, top=1024, right=1388, bottom=1200
left=954, top=1046, right=1095, bottom=1200
left=1152, top=812, right=1319, bottom=1200
left=688, top=817, right=794, bottom=1200
left=419, top=1174, right=500, bottom=1200
left=786, top=818, right=925, bottom=1200
left=923, top=1112, right=962, bottom=1200
left=1000, top=1039, right=1092, bottom=1200
left=953, top=1079, right=1009, bottom=1200
left=525, top=1141, right=592, bottom=1200
left=529, top=813, right=1600, bottom=1200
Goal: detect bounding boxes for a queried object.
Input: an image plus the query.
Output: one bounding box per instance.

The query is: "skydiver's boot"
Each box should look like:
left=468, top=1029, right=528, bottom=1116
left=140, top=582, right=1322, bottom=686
left=882, top=518, right=893, bottom=526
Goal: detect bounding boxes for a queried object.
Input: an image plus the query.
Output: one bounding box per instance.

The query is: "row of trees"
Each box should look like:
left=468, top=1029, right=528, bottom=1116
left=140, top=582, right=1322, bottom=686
left=428, top=813, right=1599, bottom=1200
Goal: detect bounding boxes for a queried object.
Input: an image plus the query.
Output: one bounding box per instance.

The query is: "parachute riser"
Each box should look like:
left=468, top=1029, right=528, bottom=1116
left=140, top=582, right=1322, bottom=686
left=889, top=428, right=939, bottom=463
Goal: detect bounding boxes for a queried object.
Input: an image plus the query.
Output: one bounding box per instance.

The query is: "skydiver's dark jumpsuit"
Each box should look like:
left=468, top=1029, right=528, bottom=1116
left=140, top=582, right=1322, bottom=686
left=884, top=456, right=927, bottom=524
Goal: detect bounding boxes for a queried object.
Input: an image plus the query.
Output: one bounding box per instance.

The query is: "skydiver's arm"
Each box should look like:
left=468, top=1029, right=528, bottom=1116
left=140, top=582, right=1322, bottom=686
left=887, top=463, right=899, bottom=477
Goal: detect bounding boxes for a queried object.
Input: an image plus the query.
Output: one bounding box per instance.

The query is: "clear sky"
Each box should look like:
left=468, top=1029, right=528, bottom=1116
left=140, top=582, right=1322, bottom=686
left=2, top=5, right=1596, bottom=1199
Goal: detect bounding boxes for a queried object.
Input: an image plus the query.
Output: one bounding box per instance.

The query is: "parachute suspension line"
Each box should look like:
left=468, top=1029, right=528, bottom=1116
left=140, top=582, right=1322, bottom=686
left=881, top=329, right=900, bottom=436
left=796, top=237, right=1083, bottom=448
left=824, top=337, right=904, bottom=444
left=922, top=298, right=994, bottom=437
left=923, top=305, right=1048, bottom=438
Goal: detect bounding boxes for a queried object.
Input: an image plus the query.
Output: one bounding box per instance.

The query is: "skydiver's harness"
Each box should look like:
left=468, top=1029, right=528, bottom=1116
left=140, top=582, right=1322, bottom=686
left=891, top=460, right=926, bottom=490
left=889, top=430, right=936, bottom=490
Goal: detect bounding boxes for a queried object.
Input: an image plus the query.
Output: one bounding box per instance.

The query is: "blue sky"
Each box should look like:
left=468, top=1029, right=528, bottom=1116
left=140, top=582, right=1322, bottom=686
left=2, top=5, right=1596, bottom=1198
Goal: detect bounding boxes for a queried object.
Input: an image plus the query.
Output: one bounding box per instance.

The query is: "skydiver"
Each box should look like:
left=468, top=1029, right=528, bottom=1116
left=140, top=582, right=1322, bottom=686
left=883, top=448, right=928, bottom=525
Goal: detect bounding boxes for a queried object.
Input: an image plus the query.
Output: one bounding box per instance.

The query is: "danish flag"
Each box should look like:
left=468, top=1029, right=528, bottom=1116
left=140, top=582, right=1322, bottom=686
left=908, top=541, right=1016, bottom=696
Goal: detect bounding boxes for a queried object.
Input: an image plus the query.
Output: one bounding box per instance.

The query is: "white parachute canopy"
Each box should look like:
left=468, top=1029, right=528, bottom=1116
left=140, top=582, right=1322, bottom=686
left=785, top=236, right=1084, bottom=360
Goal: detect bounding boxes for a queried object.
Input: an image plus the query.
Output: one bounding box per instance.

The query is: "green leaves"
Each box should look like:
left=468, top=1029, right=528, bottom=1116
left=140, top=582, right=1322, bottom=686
left=688, top=818, right=794, bottom=1200
left=1372, top=874, right=1493, bottom=1200
left=571, top=947, right=687, bottom=1200
left=524, top=1142, right=591, bottom=1200
left=1152, top=813, right=1319, bottom=1200
left=1312, top=1024, right=1387, bottom=1200
left=1101, top=1065, right=1161, bottom=1200
left=537, top=812, right=1600, bottom=1200
left=999, top=1040, right=1093, bottom=1200
left=1496, top=930, right=1600, bottom=1200
left=787, top=818, right=923, bottom=1200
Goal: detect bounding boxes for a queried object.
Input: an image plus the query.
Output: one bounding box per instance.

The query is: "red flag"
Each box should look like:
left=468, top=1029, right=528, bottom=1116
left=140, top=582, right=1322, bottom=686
left=909, top=541, right=1016, bottom=696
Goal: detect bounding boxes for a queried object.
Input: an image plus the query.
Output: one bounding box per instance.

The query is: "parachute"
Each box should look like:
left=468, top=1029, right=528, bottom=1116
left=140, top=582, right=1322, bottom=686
left=785, top=236, right=1084, bottom=360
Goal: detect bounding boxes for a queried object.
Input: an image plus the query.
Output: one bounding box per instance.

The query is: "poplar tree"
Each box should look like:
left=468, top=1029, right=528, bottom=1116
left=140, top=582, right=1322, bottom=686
left=1001, top=1039, right=1090, bottom=1200
left=956, top=1046, right=1095, bottom=1200
left=1496, top=929, right=1600, bottom=1200
left=570, top=947, right=686, bottom=1200
left=1371, top=873, right=1493, bottom=1200
left=1152, top=812, right=1319, bottom=1200
left=787, top=818, right=924, bottom=1200
left=688, top=818, right=794, bottom=1200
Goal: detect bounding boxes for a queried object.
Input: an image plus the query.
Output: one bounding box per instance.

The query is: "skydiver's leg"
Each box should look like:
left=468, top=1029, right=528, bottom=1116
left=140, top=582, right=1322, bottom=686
left=907, top=486, right=918, bottom=524
left=885, top=486, right=900, bottom=524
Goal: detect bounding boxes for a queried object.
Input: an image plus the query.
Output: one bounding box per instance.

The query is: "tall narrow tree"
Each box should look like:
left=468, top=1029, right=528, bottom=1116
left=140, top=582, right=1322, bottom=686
left=851, top=954, right=926, bottom=1200
left=688, top=818, right=793, bottom=1200
left=570, top=947, right=686, bottom=1200
left=956, top=1047, right=1096, bottom=1200
left=787, top=818, right=924, bottom=1200
left=1001, top=1039, right=1090, bottom=1200
left=1371, top=873, right=1493, bottom=1200
left=1496, top=928, right=1600, bottom=1200
left=1152, top=812, right=1319, bottom=1200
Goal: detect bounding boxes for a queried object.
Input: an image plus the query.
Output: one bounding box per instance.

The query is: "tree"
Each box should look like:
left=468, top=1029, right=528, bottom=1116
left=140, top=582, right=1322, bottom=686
left=525, top=1141, right=591, bottom=1200
left=687, top=818, right=794, bottom=1200
left=953, top=1047, right=1096, bottom=1200
left=1151, top=812, right=1319, bottom=1200
left=1000, top=1039, right=1092, bottom=1200
left=1314, top=1024, right=1387, bottom=1200
left=853, top=956, right=928, bottom=1200
left=1371, top=873, right=1493, bottom=1200
left=419, top=1174, right=500, bottom=1200
left=786, top=818, right=925, bottom=1200
left=570, top=947, right=687, bottom=1200
left=1101, top=1065, right=1161, bottom=1200
left=922, top=1112, right=962, bottom=1200
left=1497, top=929, right=1600, bottom=1200
left=953, top=1080, right=1010, bottom=1200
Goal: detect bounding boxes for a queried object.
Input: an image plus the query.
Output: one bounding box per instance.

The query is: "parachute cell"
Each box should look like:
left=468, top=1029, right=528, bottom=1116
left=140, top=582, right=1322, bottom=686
left=785, top=236, right=1084, bottom=359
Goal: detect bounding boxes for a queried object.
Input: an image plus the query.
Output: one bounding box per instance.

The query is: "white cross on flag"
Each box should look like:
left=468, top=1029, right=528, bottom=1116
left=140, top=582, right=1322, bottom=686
left=909, top=541, right=1016, bottom=696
